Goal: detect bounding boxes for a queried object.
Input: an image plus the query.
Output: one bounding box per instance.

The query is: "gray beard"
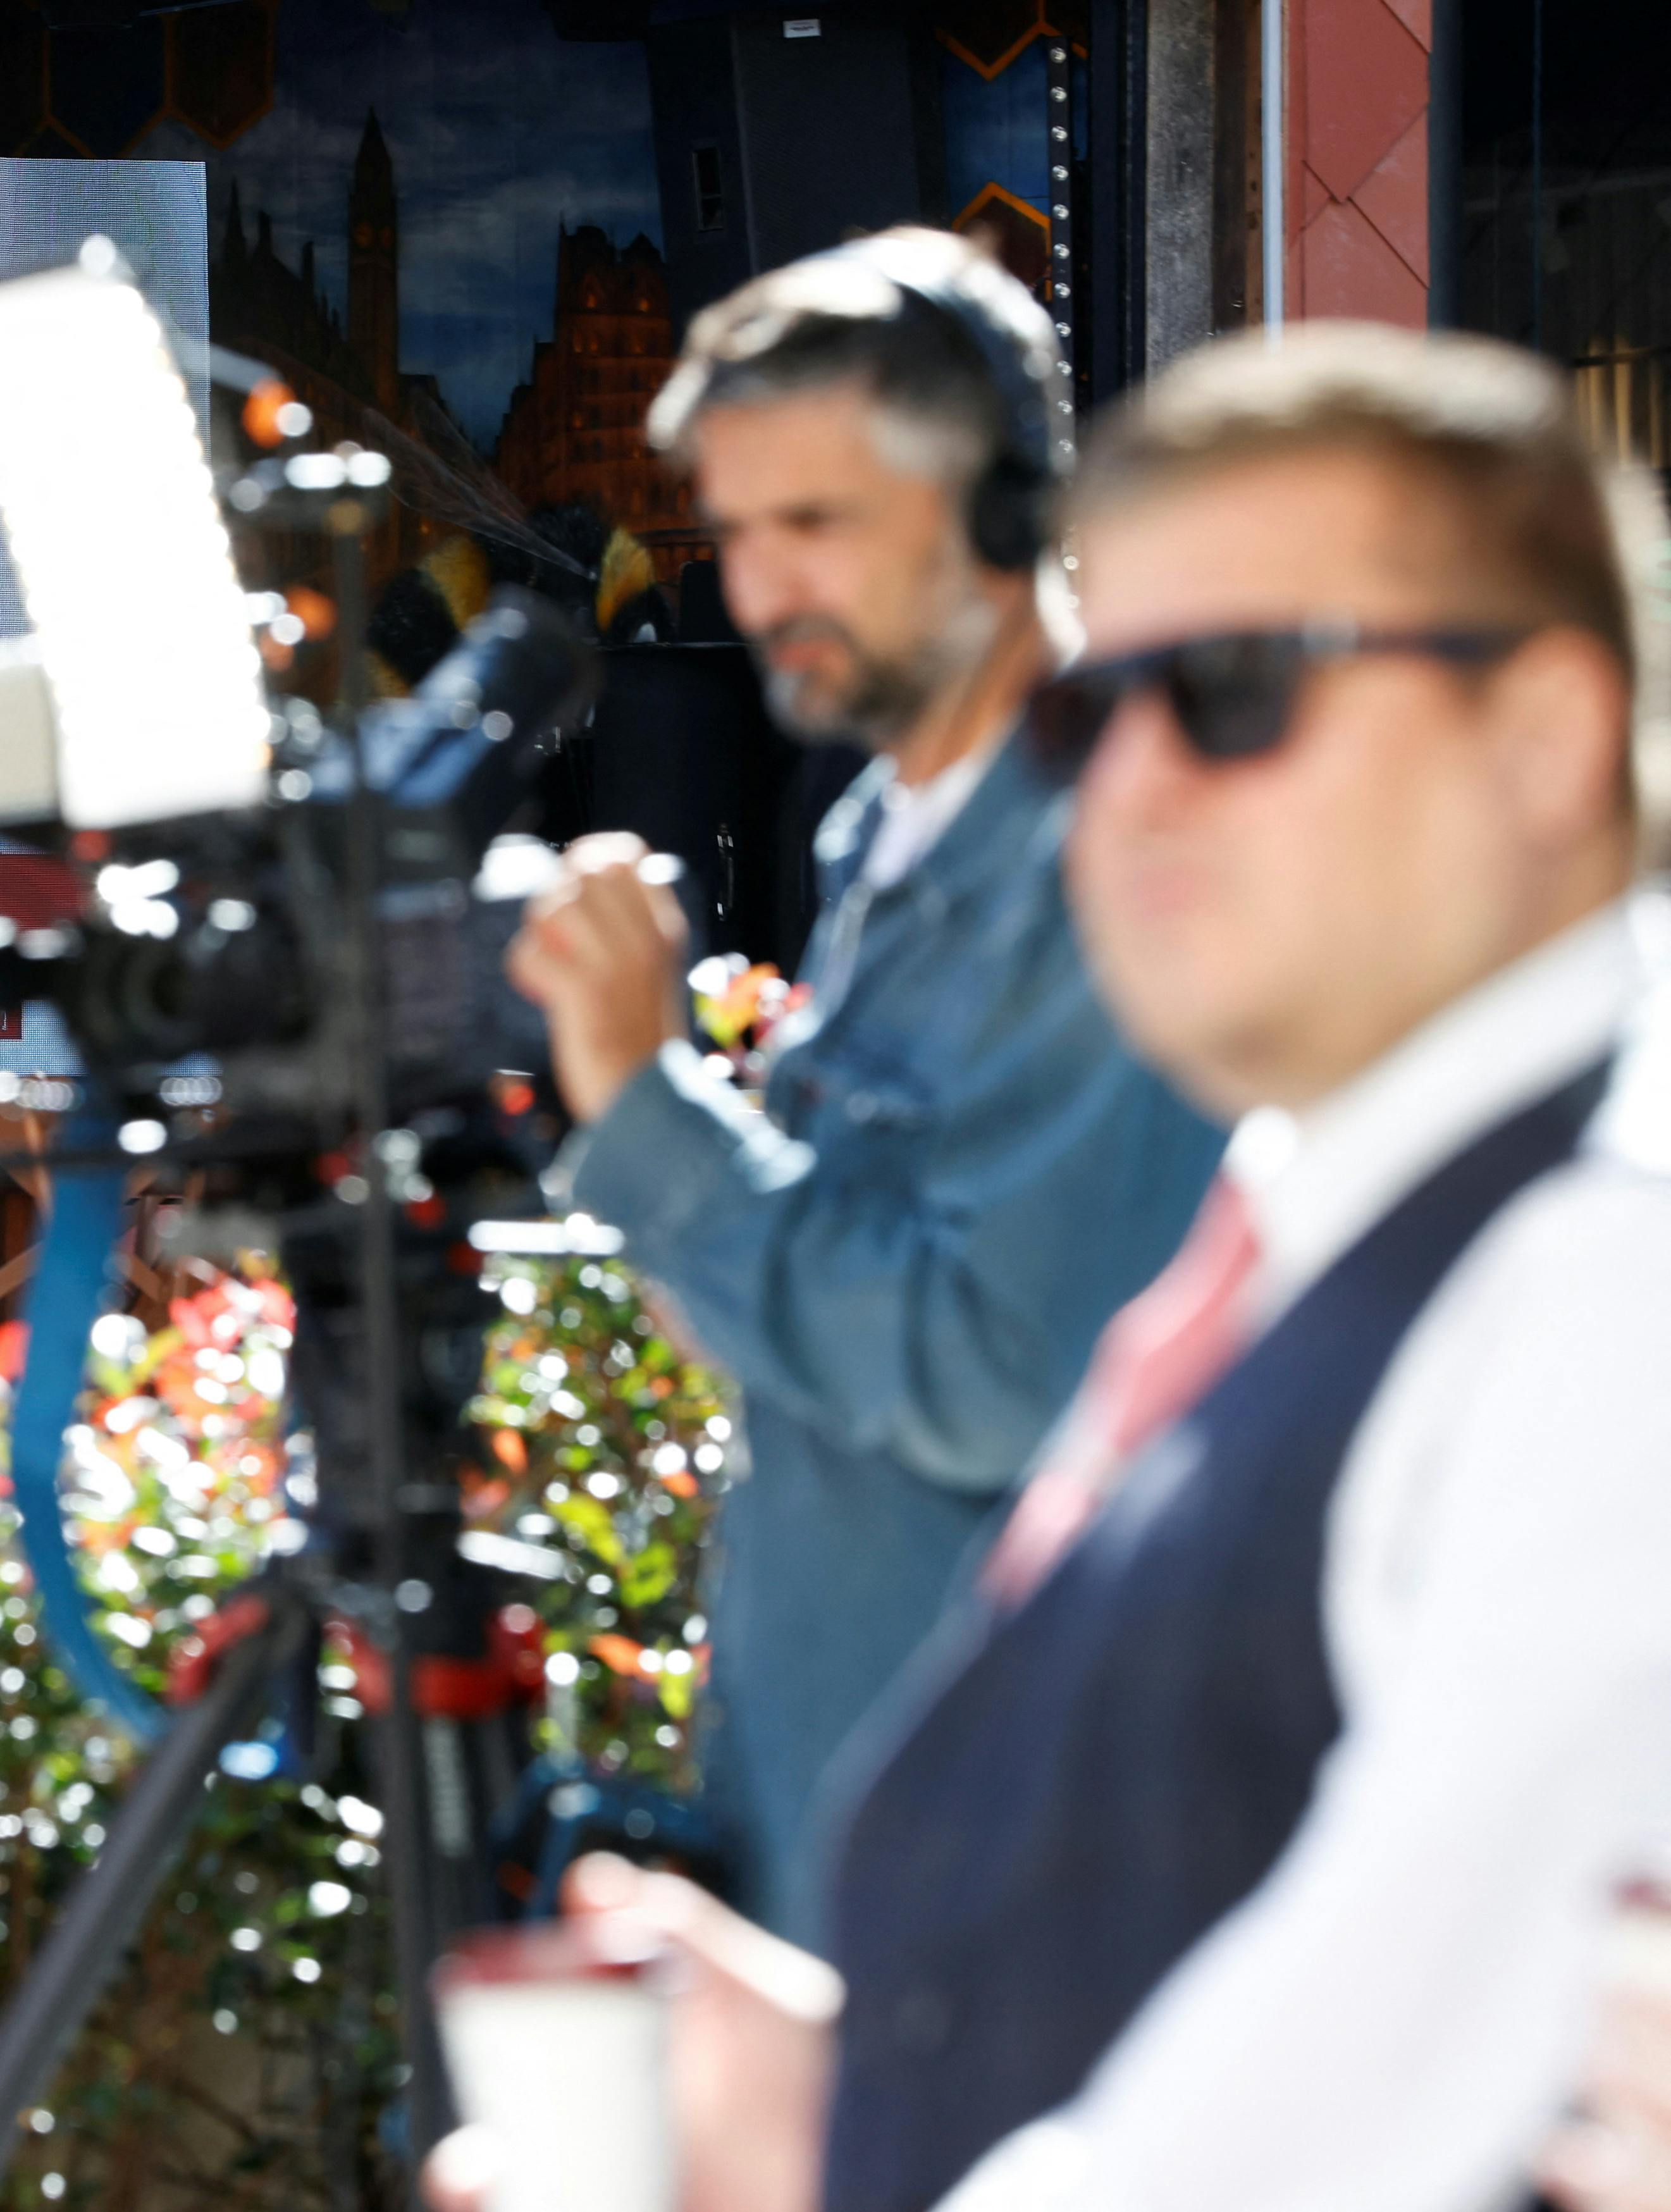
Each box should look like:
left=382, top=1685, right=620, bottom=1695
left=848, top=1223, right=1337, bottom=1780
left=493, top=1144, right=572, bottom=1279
left=754, top=593, right=1003, bottom=756
left=759, top=655, right=933, bottom=753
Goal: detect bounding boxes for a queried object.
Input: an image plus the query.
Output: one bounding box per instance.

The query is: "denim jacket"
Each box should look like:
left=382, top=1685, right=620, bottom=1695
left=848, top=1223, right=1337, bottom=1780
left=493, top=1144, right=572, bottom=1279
left=565, top=735, right=1223, bottom=1937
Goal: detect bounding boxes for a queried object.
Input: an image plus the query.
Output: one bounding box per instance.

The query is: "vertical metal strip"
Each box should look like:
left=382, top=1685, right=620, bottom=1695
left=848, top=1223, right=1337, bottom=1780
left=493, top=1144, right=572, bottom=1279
left=1262, top=0, right=1285, bottom=341
left=1124, top=0, right=1147, bottom=380
left=1087, top=0, right=1148, bottom=397
left=1047, top=34, right=1079, bottom=455
left=1427, top=0, right=1463, bottom=328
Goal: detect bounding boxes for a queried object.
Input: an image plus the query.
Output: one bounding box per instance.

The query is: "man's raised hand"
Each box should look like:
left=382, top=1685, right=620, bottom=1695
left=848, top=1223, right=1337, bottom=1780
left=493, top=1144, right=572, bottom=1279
left=506, top=832, right=690, bottom=1125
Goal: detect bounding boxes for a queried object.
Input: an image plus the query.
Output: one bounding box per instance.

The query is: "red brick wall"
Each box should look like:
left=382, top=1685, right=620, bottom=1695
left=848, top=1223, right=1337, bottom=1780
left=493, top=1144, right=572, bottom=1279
left=1285, top=0, right=1431, bottom=326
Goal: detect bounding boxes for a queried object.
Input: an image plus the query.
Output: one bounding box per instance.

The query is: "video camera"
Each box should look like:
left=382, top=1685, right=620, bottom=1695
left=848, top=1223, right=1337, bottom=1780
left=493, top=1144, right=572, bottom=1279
left=1, top=590, right=590, bottom=1122
left=0, top=254, right=594, bottom=1135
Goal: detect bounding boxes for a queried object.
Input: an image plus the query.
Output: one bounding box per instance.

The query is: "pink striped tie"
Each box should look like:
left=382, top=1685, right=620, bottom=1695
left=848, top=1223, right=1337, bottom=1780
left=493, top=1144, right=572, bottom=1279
left=983, top=1175, right=1260, bottom=1608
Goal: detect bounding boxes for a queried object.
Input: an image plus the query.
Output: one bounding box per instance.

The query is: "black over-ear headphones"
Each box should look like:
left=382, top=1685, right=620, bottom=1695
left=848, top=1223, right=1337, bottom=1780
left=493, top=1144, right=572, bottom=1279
left=802, top=233, right=1068, bottom=574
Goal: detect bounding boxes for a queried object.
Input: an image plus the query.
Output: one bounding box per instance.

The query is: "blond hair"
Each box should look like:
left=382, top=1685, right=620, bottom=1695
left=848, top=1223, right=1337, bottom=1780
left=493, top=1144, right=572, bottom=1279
left=1075, top=323, right=1671, bottom=861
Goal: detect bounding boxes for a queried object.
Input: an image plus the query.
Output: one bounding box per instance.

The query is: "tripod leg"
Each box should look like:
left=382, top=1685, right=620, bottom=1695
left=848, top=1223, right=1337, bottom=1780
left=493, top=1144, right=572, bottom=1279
left=373, top=1665, right=459, bottom=2184
left=0, top=1596, right=302, bottom=2184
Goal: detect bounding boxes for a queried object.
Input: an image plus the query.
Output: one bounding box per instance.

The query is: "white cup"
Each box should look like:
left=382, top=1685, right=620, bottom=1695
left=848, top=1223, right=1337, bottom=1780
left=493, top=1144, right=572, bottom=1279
left=433, top=1922, right=674, bottom=2212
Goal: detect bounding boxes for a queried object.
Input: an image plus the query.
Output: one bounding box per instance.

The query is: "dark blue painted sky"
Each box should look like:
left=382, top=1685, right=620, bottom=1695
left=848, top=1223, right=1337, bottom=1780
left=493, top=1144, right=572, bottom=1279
left=137, top=0, right=663, bottom=448
left=940, top=41, right=1090, bottom=226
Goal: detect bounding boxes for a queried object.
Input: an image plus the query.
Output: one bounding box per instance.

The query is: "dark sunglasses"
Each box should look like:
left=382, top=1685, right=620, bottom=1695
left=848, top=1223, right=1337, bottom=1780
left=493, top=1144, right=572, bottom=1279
left=1025, top=622, right=1534, bottom=779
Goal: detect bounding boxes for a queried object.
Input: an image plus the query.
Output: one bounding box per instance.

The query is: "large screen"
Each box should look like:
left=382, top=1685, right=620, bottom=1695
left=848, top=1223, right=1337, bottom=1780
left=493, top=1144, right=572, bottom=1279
left=0, top=159, right=211, bottom=641
left=0, top=159, right=211, bottom=1074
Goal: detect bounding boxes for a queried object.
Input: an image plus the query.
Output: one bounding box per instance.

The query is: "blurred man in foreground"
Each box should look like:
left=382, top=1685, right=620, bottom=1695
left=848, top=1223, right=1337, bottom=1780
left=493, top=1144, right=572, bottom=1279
left=459, top=322, right=1671, bottom=2212
left=508, top=230, right=1219, bottom=1937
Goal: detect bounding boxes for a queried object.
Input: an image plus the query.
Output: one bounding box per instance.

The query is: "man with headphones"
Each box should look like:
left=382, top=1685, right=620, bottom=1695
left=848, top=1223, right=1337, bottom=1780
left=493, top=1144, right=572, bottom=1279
left=507, top=229, right=1221, bottom=1941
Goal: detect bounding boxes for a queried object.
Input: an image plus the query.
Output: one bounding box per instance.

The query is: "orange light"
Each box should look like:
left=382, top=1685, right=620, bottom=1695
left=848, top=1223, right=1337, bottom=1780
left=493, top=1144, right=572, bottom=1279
left=589, top=1633, right=647, bottom=1678
left=285, top=584, right=336, bottom=641
left=490, top=1428, right=528, bottom=1475
left=243, top=378, right=299, bottom=450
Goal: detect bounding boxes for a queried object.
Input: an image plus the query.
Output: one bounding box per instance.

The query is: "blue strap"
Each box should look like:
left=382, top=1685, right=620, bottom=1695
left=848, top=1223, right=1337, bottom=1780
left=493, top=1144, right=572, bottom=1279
left=11, top=1109, right=166, bottom=1742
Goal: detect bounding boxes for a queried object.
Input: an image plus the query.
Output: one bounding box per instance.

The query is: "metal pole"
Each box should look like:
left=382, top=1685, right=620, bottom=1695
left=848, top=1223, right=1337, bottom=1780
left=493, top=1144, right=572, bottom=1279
left=329, top=507, right=454, bottom=2181
left=1262, top=0, right=1285, bottom=342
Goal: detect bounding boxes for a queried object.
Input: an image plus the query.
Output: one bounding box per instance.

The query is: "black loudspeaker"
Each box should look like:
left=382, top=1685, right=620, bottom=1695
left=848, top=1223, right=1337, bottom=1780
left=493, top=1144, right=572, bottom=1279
left=536, top=643, right=861, bottom=978
left=645, top=6, right=935, bottom=338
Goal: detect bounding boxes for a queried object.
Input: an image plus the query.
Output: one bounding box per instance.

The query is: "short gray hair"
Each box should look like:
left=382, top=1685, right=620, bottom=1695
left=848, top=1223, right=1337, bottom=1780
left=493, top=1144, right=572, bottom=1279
left=648, top=226, right=1057, bottom=496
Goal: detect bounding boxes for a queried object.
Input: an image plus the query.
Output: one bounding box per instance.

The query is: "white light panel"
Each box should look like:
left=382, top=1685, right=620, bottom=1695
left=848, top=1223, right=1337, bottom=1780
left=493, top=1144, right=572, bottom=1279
left=0, top=244, right=269, bottom=828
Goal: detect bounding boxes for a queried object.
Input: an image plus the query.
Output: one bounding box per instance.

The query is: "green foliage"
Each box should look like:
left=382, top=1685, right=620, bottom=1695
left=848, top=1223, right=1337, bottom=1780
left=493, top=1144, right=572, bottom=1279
left=0, top=1260, right=402, bottom=2212
left=0, top=1227, right=729, bottom=2208
left=466, top=1234, right=731, bottom=1792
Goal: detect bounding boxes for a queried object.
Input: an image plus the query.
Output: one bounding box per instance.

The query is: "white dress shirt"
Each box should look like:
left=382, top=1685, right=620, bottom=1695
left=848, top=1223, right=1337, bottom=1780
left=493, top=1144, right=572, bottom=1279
left=936, top=896, right=1671, bottom=2212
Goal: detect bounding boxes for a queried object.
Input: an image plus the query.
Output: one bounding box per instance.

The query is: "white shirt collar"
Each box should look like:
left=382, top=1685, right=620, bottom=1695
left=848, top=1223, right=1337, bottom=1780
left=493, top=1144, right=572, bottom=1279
left=860, top=741, right=1001, bottom=892
left=1224, top=898, right=1648, bottom=1325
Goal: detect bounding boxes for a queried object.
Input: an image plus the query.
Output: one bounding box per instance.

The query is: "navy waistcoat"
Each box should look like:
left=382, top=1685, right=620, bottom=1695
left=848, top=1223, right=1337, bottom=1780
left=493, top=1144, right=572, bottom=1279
left=821, top=1066, right=1608, bottom=2212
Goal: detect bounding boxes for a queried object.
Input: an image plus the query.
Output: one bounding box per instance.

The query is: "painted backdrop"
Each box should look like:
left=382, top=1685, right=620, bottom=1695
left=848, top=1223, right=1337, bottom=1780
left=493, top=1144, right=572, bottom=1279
left=0, top=0, right=684, bottom=565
